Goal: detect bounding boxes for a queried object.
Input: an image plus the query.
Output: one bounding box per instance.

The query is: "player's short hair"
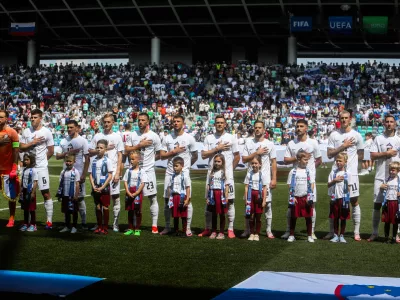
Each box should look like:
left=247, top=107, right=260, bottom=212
left=172, top=156, right=184, bottom=166
left=125, top=123, right=132, bottom=130
left=102, top=113, right=114, bottom=122
left=64, top=153, right=76, bottom=161
left=173, top=115, right=185, bottom=122
left=23, top=153, right=36, bottom=167
left=389, top=161, right=400, bottom=171
left=365, top=132, right=372, bottom=137
left=336, top=152, right=348, bottom=162
left=254, top=120, right=264, bottom=128
left=129, top=150, right=140, bottom=158
left=0, top=109, right=9, bottom=118
left=138, top=112, right=149, bottom=120
left=296, top=149, right=308, bottom=160
left=97, top=139, right=108, bottom=147
left=31, top=109, right=43, bottom=117
left=339, top=110, right=351, bottom=118
left=296, top=119, right=308, bottom=126
left=252, top=154, right=262, bottom=165
left=66, top=120, right=78, bottom=127
left=384, top=114, right=396, bottom=122
left=215, top=115, right=226, bottom=122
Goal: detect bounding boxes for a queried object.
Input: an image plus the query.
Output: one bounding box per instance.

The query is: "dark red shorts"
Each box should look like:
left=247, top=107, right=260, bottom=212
left=291, top=196, right=313, bottom=218
left=61, top=196, right=78, bottom=213
left=207, top=190, right=228, bottom=215
left=329, top=198, right=350, bottom=220
left=249, top=190, right=264, bottom=215
left=125, top=187, right=143, bottom=211
left=382, top=201, right=399, bottom=224
left=21, top=188, right=36, bottom=212
left=171, top=194, right=187, bottom=218
left=93, top=191, right=110, bottom=207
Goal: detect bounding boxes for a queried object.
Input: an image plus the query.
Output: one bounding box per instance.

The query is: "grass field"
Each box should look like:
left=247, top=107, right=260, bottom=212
left=0, top=159, right=398, bottom=299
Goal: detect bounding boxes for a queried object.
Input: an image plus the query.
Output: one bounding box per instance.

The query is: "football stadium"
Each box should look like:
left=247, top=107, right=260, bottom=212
left=2, top=0, right=400, bottom=299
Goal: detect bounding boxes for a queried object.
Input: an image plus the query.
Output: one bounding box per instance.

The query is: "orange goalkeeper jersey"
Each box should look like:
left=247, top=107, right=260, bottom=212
left=0, top=126, right=18, bottom=171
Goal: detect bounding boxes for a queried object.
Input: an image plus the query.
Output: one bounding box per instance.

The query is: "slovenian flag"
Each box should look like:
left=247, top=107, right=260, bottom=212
left=9, top=22, right=35, bottom=36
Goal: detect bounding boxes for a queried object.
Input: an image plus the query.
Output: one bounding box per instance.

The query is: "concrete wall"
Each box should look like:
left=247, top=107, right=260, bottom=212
left=258, top=45, right=280, bottom=65
left=0, top=53, right=19, bottom=66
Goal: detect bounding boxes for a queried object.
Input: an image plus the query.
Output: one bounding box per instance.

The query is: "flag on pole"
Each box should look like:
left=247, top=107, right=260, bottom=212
left=9, top=22, right=36, bottom=36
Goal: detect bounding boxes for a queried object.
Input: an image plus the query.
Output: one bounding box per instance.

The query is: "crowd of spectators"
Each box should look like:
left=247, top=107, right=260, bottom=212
left=1, top=59, right=399, bottom=146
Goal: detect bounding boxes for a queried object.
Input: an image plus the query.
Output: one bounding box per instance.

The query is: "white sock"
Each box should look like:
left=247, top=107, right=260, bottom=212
left=352, top=205, right=361, bottom=235
left=227, top=201, right=235, bottom=231
left=164, top=198, right=171, bottom=230
left=372, top=209, right=380, bottom=235
left=149, top=195, right=159, bottom=227
left=285, top=208, right=291, bottom=232
left=205, top=204, right=212, bottom=230
left=44, top=200, right=53, bottom=223
left=312, top=207, right=316, bottom=234
left=78, top=199, right=87, bottom=225
left=328, top=218, right=334, bottom=234
left=265, top=202, right=272, bottom=233
left=113, top=197, right=121, bottom=227
left=186, top=203, right=193, bottom=231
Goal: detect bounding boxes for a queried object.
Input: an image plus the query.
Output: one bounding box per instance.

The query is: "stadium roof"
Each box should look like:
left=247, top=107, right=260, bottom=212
left=0, top=0, right=399, bottom=56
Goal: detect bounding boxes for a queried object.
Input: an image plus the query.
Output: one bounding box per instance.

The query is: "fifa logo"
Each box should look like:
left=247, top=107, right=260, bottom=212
left=293, top=21, right=309, bottom=27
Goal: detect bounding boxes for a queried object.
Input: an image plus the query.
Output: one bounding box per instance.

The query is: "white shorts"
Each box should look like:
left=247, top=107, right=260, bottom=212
left=373, top=179, right=384, bottom=203
left=363, top=149, right=371, bottom=161
left=110, top=170, right=120, bottom=196
left=349, top=175, right=360, bottom=198
left=205, top=171, right=235, bottom=200
left=37, top=168, right=50, bottom=191
left=163, top=170, right=191, bottom=198
left=143, top=170, right=157, bottom=197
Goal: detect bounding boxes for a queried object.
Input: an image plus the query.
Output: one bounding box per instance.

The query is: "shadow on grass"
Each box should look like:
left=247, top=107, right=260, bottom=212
left=0, top=281, right=224, bottom=299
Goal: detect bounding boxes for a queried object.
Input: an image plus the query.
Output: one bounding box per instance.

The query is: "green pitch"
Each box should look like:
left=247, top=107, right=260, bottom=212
left=0, top=159, right=397, bottom=298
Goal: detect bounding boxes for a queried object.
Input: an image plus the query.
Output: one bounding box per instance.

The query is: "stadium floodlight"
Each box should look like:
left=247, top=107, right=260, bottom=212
left=340, top=4, right=351, bottom=11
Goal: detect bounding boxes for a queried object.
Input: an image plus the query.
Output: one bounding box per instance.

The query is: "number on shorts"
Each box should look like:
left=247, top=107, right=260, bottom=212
left=42, top=177, right=47, bottom=185
left=146, top=182, right=154, bottom=190
left=228, top=185, right=234, bottom=193
left=349, top=183, right=358, bottom=192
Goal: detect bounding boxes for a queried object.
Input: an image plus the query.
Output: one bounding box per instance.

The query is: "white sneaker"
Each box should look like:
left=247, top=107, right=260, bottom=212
left=307, top=236, right=314, bottom=243
left=287, top=235, right=295, bottom=242
left=312, top=233, right=318, bottom=240
left=253, top=234, right=260, bottom=241
left=248, top=234, right=255, bottom=241
left=339, top=234, right=347, bottom=243
left=59, top=227, right=70, bottom=233
left=358, top=169, right=369, bottom=176
left=113, top=225, right=119, bottom=232
left=71, top=227, right=77, bottom=234
left=330, top=234, right=339, bottom=242
left=281, top=231, right=290, bottom=239
left=90, top=224, right=98, bottom=231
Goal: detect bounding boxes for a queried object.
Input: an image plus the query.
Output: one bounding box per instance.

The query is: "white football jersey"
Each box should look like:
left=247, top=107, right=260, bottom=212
left=21, top=127, right=54, bottom=168
left=90, top=132, right=124, bottom=167
left=284, top=137, right=321, bottom=178
left=59, top=168, right=81, bottom=197
left=244, top=171, right=268, bottom=191
left=90, top=156, right=113, bottom=186
left=123, top=168, right=149, bottom=187
left=328, top=170, right=354, bottom=199
left=57, top=135, right=89, bottom=173
left=21, top=167, right=38, bottom=189
left=161, top=132, right=196, bottom=175
left=243, top=138, right=276, bottom=183
left=126, top=130, right=161, bottom=172
left=328, top=129, right=364, bottom=175
left=203, top=132, right=239, bottom=180
left=370, top=134, right=400, bottom=181
left=287, top=168, right=315, bottom=197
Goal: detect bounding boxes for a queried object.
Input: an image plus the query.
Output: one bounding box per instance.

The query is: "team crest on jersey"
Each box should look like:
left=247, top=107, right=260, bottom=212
left=387, top=143, right=393, bottom=150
